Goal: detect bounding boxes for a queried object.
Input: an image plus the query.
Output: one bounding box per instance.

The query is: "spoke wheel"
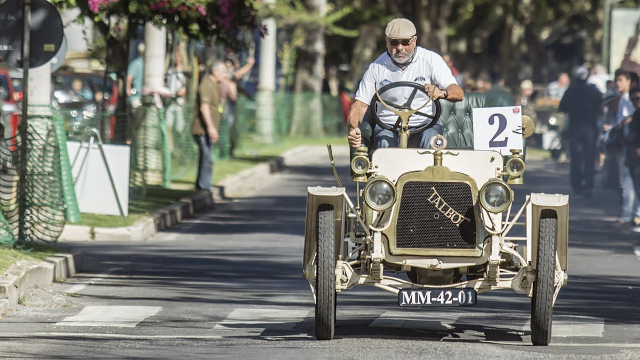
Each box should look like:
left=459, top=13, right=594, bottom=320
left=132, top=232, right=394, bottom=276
left=531, top=210, right=557, bottom=346
left=315, top=204, right=336, bottom=340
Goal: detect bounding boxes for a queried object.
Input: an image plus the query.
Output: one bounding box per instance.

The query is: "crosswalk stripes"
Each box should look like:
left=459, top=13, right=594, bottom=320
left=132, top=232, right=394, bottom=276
left=55, top=306, right=163, bottom=327
left=213, top=309, right=310, bottom=336
left=51, top=306, right=606, bottom=340
left=209, top=308, right=605, bottom=339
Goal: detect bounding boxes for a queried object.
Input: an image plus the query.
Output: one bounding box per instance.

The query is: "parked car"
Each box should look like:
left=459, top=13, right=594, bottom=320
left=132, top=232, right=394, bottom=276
left=0, top=69, right=20, bottom=141
left=51, top=71, right=118, bottom=138
left=303, top=83, right=569, bottom=346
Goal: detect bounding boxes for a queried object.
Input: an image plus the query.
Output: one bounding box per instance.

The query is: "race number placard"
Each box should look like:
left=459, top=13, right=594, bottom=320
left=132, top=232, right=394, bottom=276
left=472, top=106, right=524, bottom=155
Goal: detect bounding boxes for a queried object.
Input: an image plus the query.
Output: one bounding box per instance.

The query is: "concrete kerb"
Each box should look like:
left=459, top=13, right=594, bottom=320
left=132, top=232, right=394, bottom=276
left=59, top=145, right=312, bottom=242
left=0, top=252, right=82, bottom=315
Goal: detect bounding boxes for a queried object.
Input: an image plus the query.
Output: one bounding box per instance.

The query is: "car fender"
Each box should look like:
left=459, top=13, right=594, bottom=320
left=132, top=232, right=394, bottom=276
left=302, top=187, right=346, bottom=281
left=527, top=193, right=569, bottom=270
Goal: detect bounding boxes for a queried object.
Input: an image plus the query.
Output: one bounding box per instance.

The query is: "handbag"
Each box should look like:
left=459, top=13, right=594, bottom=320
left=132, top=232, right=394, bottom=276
left=605, top=126, right=625, bottom=151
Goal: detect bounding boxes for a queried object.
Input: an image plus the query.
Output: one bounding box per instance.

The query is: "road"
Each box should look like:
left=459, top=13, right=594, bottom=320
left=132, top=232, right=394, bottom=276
left=0, top=145, right=639, bottom=359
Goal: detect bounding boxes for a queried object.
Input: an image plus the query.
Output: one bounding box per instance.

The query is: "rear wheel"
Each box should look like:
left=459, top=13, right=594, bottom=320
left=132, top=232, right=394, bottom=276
left=315, top=204, right=336, bottom=340
left=531, top=210, right=557, bottom=346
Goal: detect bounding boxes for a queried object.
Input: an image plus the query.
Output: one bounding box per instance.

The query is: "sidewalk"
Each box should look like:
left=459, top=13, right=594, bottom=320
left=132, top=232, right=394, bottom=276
left=59, top=145, right=311, bottom=242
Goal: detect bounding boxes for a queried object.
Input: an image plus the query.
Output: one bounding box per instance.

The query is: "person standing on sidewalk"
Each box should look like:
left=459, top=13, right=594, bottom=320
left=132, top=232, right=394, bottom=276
left=625, top=86, right=640, bottom=232
left=604, top=69, right=640, bottom=227
left=558, top=66, right=602, bottom=197
left=192, top=61, right=227, bottom=190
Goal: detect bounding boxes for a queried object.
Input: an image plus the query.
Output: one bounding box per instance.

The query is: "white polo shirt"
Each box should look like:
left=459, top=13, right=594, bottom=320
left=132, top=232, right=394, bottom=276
left=355, top=46, right=457, bottom=127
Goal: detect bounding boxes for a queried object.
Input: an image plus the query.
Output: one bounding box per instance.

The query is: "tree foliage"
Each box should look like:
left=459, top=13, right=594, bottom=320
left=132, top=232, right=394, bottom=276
left=51, top=0, right=259, bottom=48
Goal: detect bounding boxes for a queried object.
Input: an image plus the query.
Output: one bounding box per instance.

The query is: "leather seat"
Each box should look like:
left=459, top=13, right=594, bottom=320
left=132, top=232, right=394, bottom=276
left=358, top=91, right=514, bottom=150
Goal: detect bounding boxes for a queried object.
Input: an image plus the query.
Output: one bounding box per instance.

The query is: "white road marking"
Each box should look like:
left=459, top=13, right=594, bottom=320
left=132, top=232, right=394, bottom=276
left=634, top=247, right=640, bottom=259
left=549, top=315, right=605, bottom=337
left=64, top=267, right=123, bottom=295
left=372, top=311, right=604, bottom=338
left=370, top=311, right=462, bottom=331
left=213, top=309, right=309, bottom=332
left=0, top=333, right=222, bottom=340
left=56, top=306, right=162, bottom=327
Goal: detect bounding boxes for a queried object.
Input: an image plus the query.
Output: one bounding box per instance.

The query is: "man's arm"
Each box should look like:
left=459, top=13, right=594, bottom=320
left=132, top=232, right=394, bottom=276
left=233, top=58, right=255, bottom=80
left=424, top=83, right=464, bottom=102
left=126, top=75, right=133, bottom=97
left=347, top=100, right=369, bottom=148
left=200, top=103, right=219, bottom=143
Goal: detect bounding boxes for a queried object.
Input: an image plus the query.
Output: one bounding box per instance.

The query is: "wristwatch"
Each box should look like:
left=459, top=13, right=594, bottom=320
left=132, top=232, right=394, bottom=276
left=443, top=89, right=449, bottom=99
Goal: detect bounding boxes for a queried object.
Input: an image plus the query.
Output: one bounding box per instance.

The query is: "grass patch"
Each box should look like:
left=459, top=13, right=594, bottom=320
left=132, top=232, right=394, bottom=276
left=0, top=244, right=60, bottom=274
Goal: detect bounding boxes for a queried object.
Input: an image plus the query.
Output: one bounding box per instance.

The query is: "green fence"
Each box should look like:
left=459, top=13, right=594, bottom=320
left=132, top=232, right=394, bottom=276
left=129, top=92, right=345, bottom=189
left=0, top=110, right=73, bottom=246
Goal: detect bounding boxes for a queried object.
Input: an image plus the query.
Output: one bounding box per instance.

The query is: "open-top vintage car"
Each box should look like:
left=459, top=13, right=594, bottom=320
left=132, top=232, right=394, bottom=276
left=302, top=82, right=569, bottom=346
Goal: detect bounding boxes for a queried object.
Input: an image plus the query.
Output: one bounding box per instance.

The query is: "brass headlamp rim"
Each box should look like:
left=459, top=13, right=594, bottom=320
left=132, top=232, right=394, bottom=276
left=351, top=155, right=370, bottom=175
left=364, top=177, right=396, bottom=212
left=505, top=157, right=526, bottom=177
left=479, top=179, right=513, bottom=213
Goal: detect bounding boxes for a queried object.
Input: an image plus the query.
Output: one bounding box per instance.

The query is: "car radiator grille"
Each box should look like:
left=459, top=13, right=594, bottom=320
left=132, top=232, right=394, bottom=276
left=396, top=181, right=476, bottom=249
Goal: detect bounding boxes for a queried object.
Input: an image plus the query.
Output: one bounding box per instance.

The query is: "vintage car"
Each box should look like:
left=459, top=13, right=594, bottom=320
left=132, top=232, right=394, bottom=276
left=302, top=82, right=569, bottom=346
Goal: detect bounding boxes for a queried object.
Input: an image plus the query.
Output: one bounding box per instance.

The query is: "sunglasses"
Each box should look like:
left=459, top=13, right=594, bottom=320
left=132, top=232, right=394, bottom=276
left=388, top=37, right=414, bottom=46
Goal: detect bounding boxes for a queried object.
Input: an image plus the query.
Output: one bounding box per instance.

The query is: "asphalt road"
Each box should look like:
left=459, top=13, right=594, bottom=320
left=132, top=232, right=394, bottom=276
left=0, top=145, right=639, bottom=359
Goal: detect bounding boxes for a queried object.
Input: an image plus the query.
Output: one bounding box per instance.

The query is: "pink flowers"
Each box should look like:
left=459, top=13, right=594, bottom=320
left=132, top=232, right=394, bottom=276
left=148, top=1, right=207, bottom=17
left=88, top=0, right=117, bottom=13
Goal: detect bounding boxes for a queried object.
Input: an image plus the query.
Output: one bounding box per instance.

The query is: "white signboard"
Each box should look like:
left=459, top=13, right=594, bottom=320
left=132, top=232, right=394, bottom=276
left=67, top=141, right=130, bottom=216
left=472, top=106, right=524, bottom=155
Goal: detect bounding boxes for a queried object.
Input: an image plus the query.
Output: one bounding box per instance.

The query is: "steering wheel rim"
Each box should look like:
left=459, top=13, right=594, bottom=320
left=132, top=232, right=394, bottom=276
left=369, top=81, right=441, bottom=136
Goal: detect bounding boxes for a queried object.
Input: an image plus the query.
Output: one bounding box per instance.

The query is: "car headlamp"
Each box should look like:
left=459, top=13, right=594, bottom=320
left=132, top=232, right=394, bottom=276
left=506, top=149, right=525, bottom=185
left=479, top=179, right=513, bottom=213
left=506, top=157, right=525, bottom=177
left=548, top=116, right=557, bottom=126
left=351, top=155, right=370, bottom=175
left=364, top=178, right=396, bottom=211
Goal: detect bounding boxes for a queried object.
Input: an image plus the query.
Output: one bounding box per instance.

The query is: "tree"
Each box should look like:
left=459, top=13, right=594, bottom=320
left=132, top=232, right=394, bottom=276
left=51, top=0, right=259, bottom=141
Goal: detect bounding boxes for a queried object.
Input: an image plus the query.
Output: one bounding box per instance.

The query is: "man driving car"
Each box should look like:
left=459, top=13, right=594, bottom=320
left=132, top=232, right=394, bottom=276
left=347, top=18, right=464, bottom=149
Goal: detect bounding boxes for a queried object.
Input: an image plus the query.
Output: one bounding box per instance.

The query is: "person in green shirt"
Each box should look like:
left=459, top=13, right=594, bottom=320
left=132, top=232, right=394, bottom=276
left=192, top=61, right=227, bottom=190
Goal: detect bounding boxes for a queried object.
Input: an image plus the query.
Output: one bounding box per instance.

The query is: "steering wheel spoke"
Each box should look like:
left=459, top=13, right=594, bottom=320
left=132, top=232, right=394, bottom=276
left=370, top=81, right=441, bottom=136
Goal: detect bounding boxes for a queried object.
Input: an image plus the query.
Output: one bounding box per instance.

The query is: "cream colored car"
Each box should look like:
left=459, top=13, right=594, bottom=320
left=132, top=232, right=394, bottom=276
left=302, top=83, right=569, bottom=346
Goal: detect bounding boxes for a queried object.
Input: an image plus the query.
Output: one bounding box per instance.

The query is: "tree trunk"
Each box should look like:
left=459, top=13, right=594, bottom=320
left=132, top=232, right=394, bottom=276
left=348, top=24, right=381, bottom=89
left=290, top=0, right=326, bottom=137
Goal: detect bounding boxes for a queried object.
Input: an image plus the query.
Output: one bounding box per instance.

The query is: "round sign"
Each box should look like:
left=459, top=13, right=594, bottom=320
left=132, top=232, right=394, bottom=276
left=0, top=0, right=64, bottom=68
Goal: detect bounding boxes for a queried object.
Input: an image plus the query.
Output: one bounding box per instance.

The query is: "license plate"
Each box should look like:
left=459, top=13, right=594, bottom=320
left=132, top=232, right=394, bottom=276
left=398, top=289, right=477, bottom=307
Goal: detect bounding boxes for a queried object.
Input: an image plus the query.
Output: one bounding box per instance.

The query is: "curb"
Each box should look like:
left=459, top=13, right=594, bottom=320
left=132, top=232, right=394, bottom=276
left=58, top=145, right=311, bottom=242
left=0, top=252, right=83, bottom=314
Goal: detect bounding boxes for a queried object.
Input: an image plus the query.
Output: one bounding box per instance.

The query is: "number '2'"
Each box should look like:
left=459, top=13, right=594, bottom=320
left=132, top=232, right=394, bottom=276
left=488, top=113, right=508, bottom=147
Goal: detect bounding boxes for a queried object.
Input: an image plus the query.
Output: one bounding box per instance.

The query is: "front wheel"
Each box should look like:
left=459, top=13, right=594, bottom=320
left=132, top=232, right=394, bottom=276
left=315, top=204, right=336, bottom=340
left=531, top=210, right=557, bottom=346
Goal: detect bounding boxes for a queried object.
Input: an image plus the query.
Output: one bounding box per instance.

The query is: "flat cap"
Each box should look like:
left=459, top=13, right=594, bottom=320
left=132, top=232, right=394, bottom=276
left=385, top=18, right=416, bottom=39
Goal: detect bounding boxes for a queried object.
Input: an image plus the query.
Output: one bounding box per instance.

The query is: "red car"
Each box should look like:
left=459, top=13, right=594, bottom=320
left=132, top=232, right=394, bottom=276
left=0, top=69, right=20, bottom=142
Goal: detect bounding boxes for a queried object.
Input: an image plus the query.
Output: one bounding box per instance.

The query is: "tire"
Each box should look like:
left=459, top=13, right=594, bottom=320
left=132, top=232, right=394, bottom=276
left=531, top=210, right=557, bottom=346
left=315, top=204, right=336, bottom=340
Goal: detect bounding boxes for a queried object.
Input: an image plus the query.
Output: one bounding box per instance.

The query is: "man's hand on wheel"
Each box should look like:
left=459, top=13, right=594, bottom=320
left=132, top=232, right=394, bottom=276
left=424, top=84, right=446, bottom=101
left=348, top=126, right=362, bottom=148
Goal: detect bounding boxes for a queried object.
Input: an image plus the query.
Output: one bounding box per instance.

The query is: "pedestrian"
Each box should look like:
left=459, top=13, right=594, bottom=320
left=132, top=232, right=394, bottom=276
left=347, top=18, right=463, bottom=149
left=224, top=56, right=253, bottom=155
left=548, top=73, right=570, bottom=101
left=126, top=43, right=145, bottom=126
left=604, top=69, right=640, bottom=228
left=192, top=61, right=227, bottom=190
left=558, top=66, right=602, bottom=197
left=166, top=52, right=187, bottom=150
left=625, top=86, right=640, bottom=232
left=487, top=71, right=513, bottom=102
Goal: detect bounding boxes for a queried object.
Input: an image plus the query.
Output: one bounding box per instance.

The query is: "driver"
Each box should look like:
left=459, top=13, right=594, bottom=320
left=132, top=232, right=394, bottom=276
left=347, top=18, right=463, bottom=149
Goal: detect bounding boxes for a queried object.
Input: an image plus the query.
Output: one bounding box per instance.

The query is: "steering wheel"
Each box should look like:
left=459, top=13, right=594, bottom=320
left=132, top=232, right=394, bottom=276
left=369, top=81, right=441, bottom=136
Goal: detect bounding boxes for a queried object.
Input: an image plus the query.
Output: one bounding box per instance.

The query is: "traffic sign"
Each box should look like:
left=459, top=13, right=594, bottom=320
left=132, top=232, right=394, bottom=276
left=0, top=0, right=64, bottom=68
